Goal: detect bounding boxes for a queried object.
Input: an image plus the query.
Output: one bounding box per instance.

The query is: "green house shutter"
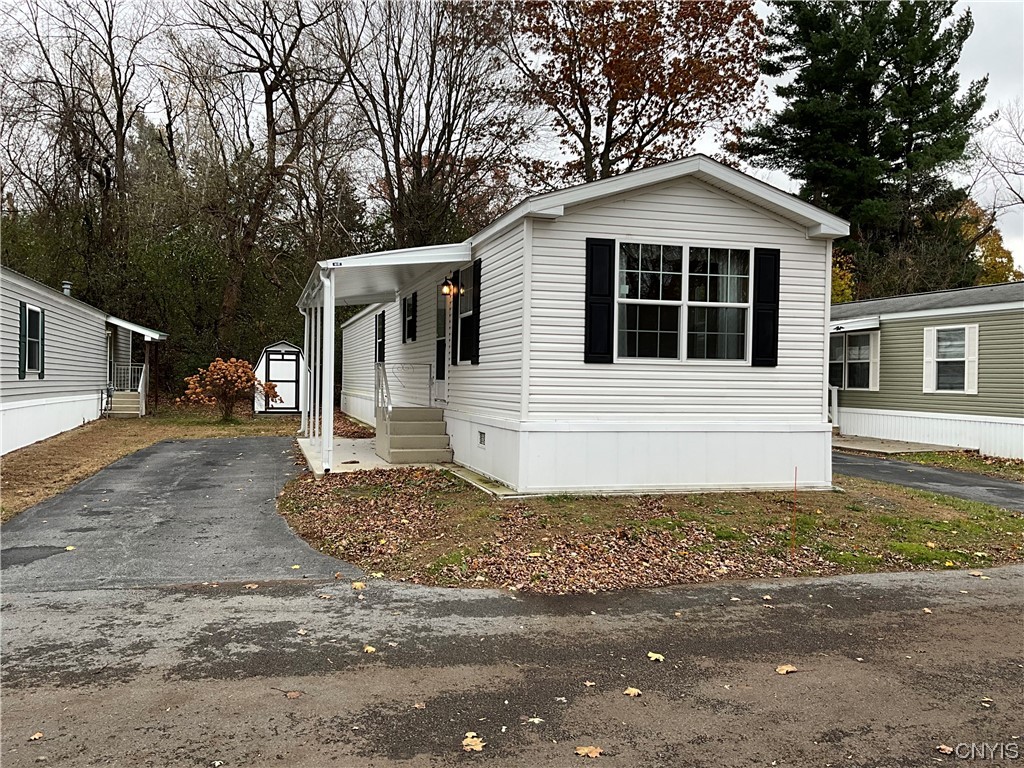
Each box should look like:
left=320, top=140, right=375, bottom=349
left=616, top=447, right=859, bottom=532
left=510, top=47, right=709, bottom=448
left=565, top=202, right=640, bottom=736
left=37, top=309, right=45, bottom=379
left=18, top=301, right=27, bottom=379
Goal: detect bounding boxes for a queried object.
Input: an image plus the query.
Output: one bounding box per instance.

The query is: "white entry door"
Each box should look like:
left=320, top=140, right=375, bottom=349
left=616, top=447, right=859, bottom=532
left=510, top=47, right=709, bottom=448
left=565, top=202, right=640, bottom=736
left=432, top=282, right=448, bottom=404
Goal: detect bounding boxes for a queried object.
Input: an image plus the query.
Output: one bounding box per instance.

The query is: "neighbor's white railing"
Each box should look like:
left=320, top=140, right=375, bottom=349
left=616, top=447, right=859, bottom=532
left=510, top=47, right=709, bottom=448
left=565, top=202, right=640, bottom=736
left=113, top=363, right=144, bottom=392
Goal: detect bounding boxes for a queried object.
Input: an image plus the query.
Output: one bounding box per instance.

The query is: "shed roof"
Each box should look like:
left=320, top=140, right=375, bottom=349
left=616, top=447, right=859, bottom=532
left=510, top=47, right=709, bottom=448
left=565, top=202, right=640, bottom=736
left=832, top=282, right=1024, bottom=321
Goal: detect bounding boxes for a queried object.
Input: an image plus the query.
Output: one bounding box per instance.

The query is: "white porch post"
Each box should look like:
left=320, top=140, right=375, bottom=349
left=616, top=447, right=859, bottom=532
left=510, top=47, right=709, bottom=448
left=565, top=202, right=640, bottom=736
left=319, top=270, right=335, bottom=472
left=300, top=308, right=310, bottom=435
left=311, top=306, right=319, bottom=442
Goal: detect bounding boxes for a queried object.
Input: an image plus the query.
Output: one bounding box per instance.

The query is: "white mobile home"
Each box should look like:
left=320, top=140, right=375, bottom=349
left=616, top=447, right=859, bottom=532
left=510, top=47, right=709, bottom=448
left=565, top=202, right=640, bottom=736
left=297, top=155, right=849, bottom=492
left=0, top=266, right=167, bottom=454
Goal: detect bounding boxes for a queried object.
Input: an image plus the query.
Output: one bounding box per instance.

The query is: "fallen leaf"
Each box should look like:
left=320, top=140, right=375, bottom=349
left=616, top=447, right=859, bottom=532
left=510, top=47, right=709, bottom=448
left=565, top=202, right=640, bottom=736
left=944, top=560, right=956, bottom=567
left=363, top=644, right=376, bottom=653
left=926, top=541, right=937, bottom=549
left=775, top=664, right=798, bottom=675
left=922, top=608, right=933, bottom=614
left=317, top=593, right=333, bottom=600
left=413, top=702, right=426, bottom=710
left=583, top=680, right=596, bottom=687
left=623, top=687, right=642, bottom=697
left=647, top=652, right=665, bottom=662
left=575, top=745, right=604, bottom=758
left=526, top=552, right=543, bottom=558
left=64, top=546, right=76, bottom=551
left=462, top=732, right=486, bottom=752
left=284, top=691, right=303, bottom=699
left=352, top=581, right=366, bottom=590
left=969, top=570, right=984, bottom=577
left=297, top=628, right=308, bottom=636
left=243, top=583, right=259, bottom=590
left=762, top=594, right=773, bottom=601
left=525, top=716, right=544, bottom=724
left=29, top=732, right=43, bottom=741
left=370, top=572, right=385, bottom=578
left=334, top=572, right=344, bottom=579
left=936, top=744, right=954, bottom=754
left=729, top=597, right=741, bottom=602
left=291, top=565, right=301, bottom=570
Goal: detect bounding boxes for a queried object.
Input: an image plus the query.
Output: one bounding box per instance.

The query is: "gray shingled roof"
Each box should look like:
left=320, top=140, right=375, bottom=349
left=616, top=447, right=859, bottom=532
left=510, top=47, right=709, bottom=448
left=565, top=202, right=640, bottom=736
left=831, top=282, right=1024, bottom=319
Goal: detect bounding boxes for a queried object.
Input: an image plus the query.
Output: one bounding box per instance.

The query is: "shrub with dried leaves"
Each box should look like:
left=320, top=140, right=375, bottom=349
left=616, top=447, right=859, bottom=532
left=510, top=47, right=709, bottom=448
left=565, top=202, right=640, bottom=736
left=177, top=357, right=279, bottom=421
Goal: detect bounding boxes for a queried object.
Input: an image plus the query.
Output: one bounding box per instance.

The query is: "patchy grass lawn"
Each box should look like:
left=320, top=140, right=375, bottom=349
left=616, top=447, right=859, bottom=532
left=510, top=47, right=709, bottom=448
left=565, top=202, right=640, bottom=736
left=278, top=468, right=1024, bottom=594
left=1, top=406, right=299, bottom=522
left=883, top=451, right=1024, bottom=482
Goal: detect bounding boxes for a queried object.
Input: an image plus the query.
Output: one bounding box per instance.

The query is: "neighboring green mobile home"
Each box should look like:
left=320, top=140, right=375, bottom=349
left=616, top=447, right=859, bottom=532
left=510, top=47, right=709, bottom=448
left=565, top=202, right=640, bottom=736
left=829, top=282, right=1024, bottom=459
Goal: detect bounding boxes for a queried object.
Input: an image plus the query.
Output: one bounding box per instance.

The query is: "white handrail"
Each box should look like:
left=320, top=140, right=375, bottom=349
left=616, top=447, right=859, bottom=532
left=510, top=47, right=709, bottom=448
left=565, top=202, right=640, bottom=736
left=137, top=364, right=148, bottom=416
left=113, top=363, right=144, bottom=392
left=375, top=362, right=393, bottom=416
left=829, top=385, right=840, bottom=432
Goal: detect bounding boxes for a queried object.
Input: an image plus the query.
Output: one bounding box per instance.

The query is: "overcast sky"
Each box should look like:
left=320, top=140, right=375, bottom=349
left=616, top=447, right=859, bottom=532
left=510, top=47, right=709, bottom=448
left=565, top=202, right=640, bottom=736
left=734, top=0, right=1024, bottom=265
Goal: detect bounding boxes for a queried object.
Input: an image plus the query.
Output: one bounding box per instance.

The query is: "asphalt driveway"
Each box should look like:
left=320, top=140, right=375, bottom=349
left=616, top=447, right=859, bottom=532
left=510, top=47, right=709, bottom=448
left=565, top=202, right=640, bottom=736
left=0, top=437, right=356, bottom=592
left=833, top=451, right=1024, bottom=512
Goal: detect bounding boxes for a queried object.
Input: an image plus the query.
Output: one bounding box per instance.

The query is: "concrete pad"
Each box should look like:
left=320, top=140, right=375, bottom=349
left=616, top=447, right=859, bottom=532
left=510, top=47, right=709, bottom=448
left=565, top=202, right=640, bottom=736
left=832, top=435, right=961, bottom=454
left=297, top=436, right=440, bottom=477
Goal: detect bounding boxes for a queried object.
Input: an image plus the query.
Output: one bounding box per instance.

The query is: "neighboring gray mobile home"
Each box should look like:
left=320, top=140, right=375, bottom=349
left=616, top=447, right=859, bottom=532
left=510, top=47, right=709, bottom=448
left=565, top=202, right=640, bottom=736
left=0, top=266, right=167, bottom=454
left=297, top=156, right=849, bottom=493
left=830, top=282, right=1024, bottom=458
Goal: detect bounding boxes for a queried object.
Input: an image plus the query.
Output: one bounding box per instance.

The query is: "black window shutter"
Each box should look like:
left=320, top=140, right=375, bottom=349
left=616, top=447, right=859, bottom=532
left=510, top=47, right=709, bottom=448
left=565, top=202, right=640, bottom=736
left=751, top=247, right=781, bottom=367
left=18, top=301, right=27, bottom=380
left=470, top=259, right=481, bottom=365
left=376, top=311, right=385, bottom=363
left=401, top=297, right=408, bottom=343
left=410, top=292, right=417, bottom=342
left=584, top=238, right=616, bottom=364
left=38, top=309, right=45, bottom=379
left=450, top=271, right=461, bottom=366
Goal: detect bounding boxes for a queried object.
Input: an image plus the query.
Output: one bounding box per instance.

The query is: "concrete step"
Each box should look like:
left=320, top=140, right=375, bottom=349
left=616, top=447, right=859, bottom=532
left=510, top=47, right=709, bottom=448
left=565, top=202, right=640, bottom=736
left=387, top=447, right=453, bottom=464
left=108, top=410, right=141, bottom=418
left=388, top=407, right=443, bottom=422
left=387, top=420, right=447, bottom=436
left=112, top=393, right=140, bottom=401
left=389, top=434, right=451, bottom=450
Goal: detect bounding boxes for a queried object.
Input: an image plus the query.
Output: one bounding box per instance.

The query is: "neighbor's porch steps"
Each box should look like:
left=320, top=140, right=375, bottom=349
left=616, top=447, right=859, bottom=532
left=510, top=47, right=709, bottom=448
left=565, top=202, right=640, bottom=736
left=378, top=406, right=453, bottom=464
left=109, top=391, right=142, bottom=418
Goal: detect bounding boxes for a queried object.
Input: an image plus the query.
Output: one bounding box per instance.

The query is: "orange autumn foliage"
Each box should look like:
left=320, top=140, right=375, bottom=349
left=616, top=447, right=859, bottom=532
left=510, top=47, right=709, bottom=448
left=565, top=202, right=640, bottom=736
left=178, top=358, right=279, bottom=421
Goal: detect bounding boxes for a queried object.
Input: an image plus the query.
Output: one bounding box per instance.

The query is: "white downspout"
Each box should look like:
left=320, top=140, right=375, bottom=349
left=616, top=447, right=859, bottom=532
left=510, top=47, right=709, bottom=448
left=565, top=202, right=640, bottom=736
left=319, top=270, right=335, bottom=473
left=299, top=307, right=310, bottom=435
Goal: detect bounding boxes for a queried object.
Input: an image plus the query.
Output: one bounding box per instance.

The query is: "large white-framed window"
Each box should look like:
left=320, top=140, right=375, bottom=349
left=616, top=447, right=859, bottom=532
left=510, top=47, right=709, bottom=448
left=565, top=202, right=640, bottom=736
left=923, top=324, right=978, bottom=394
left=615, top=242, right=751, bottom=361
left=828, top=331, right=880, bottom=390
left=25, top=304, right=42, bottom=373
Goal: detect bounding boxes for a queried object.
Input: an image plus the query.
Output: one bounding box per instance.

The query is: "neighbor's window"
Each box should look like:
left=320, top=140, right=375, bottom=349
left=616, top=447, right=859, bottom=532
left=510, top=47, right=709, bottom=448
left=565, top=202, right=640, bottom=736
left=935, top=327, right=966, bottom=391
left=845, top=332, right=871, bottom=389
left=26, top=305, right=42, bottom=372
left=616, top=243, right=750, bottom=361
left=924, top=324, right=977, bottom=394
left=828, top=335, right=845, bottom=388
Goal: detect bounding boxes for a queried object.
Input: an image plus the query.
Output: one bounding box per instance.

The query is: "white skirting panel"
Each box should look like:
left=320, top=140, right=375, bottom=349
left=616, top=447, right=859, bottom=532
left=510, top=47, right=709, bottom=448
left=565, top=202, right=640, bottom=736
left=445, top=412, right=832, bottom=493
left=839, top=407, right=1024, bottom=459
left=0, top=393, right=103, bottom=455
left=340, top=391, right=376, bottom=428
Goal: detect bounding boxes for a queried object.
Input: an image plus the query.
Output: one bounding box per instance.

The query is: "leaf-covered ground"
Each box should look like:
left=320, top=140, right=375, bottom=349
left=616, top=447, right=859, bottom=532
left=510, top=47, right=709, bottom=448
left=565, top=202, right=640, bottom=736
left=333, top=410, right=375, bottom=439
left=277, top=467, right=1024, bottom=594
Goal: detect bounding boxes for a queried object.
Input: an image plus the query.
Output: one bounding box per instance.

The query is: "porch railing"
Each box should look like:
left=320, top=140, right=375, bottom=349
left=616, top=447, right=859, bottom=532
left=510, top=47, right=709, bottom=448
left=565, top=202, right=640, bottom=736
left=386, top=363, right=433, bottom=407
left=374, top=362, right=393, bottom=416
left=828, top=385, right=840, bottom=432
left=113, top=363, right=145, bottom=392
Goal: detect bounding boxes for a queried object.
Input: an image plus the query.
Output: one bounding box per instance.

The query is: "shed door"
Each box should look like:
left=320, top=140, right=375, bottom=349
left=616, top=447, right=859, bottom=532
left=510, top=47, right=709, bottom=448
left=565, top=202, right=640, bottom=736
left=265, top=351, right=300, bottom=411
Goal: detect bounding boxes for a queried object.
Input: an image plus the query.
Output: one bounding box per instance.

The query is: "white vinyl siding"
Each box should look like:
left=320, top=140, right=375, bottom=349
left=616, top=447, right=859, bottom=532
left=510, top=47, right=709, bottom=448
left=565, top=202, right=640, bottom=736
left=0, top=269, right=108, bottom=404
left=340, top=308, right=377, bottom=405
left=446, top=223, right=525, bottom=419
left=526, top=177, right=829, bottom=421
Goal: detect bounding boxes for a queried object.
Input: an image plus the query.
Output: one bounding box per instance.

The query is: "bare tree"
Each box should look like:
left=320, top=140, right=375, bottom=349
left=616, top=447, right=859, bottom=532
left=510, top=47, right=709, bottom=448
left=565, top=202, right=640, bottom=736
left=330, top=0, right=528, bottom=249
left=979, top=98, right=1024, bottom=210
left=169, top=0, right=346, bottom=349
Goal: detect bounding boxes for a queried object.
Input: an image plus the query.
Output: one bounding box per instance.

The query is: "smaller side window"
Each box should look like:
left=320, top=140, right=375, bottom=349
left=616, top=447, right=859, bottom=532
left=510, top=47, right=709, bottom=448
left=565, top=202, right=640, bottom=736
left=375, top=311, right=385, bottom=363
left=26, top=305, right=43, bottom=373
left=403, top=292, right=417, bottom=343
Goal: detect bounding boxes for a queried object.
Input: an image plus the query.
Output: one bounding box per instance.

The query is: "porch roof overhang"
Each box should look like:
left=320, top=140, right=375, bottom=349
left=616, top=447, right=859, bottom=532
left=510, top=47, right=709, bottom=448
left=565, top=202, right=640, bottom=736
left=106, top=315, right=168, bottom=341
left=297, top=242, right=473, bottom=309
left=829, top=315, right=880, bottom=333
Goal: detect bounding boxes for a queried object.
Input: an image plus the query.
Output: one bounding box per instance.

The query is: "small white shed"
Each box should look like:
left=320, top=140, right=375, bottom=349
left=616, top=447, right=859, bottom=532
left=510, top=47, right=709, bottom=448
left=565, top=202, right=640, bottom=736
left=253, top=340, right=305, bottom=414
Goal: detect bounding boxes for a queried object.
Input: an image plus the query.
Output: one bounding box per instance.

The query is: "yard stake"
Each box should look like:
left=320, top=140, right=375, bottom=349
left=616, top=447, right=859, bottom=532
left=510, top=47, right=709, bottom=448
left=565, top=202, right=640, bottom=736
left=791, top=467, right=798, bottom=560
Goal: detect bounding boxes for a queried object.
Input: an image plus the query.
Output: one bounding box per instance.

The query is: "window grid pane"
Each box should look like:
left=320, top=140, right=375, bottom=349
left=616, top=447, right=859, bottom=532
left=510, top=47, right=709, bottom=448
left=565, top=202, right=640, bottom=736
left=618, top=304, right=679, bottom=360
left=936, top=328, right=966, bottom=359
left=936, top=360, right=966, bottom=391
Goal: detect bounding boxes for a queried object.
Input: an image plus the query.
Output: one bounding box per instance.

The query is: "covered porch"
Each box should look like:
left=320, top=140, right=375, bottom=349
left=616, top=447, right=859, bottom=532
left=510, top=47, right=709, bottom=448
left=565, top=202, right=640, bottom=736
left=295, top=242, right=471, bottom=474
left=104, top=316, right=168, bottom=417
